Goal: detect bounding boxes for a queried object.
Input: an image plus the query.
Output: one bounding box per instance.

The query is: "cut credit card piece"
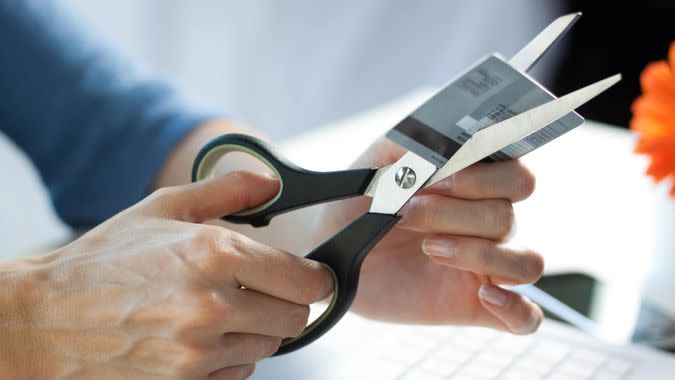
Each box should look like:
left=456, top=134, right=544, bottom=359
left=386, top=54, right=584, bottom=167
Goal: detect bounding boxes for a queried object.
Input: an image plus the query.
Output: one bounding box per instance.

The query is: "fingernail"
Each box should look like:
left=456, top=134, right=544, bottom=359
left=478, top=284, right=509, bottom=307
left=422, top=237, right=457, bottom=258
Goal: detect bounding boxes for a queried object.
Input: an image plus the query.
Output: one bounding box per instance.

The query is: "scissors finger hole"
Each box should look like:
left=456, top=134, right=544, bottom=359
left=279, top=267, right=338, bottom=350
left=194, top=145, right=283, bottom=217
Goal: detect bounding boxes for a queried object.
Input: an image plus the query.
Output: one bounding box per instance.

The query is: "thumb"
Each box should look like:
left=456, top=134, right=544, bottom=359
left=149, top=171, right=280, bottom=223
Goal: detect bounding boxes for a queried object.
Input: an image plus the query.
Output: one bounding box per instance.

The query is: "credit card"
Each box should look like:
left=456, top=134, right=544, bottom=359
left=386, top=54, right=584, bottom=167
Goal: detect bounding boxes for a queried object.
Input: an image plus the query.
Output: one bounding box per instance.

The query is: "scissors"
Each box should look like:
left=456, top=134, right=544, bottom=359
left=192, top=13, right=620, bottom=356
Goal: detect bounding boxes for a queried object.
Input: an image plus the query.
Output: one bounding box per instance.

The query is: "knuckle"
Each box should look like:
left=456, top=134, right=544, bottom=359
left=170, top=346, right=203, bottom=377
left=172, top=316, right=204, bottom=340
left=148, top=186, right=181, bottom=204
left=200, top=230, right=241, bottom=269
left=477, top=243, right=498, bottom=269
left=192, top=291, right=215, bottom=312
left=487, top=200, right=515, bottom=239
left=223, top=171, right=260, bottom=207
left=192, top=227, right=222, bottom=251
left=412, top=196, right=438, bottom=229
left=227, top=232, right=253, bottom=258
left=174, top=292, right=232, bottom=338
left=452, top=167, right=475, bottom=191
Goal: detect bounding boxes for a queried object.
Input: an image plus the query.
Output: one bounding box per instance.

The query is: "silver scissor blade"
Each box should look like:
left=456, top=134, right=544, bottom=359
left=509, top=12, right=581, bottom=72
left=424, top=73, right=622, bottom=188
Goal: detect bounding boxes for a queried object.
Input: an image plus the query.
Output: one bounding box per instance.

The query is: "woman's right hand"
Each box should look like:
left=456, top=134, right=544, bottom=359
left=1, top=172, right=333, bottom=380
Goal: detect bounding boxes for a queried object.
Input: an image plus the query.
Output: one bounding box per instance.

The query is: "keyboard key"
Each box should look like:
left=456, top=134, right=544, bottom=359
left=330, top=358, right=408, bottom=380
left=417, top=325, right=457, bottom=339
left=455, top=361, right=502, bottom=379
left=450, top=373, right=490, bottom=380
left=461, top=327, right=499, bottom=343
left=451, top=334, right=490, bottom=352
left=475, top=349, right=518, bottom=368
left=570, top=348, right=607, bottom=366
left=399, top=368, right=446, bottom=380
left=418, top=357, right=462, bottom=376
left=604, top=358, right=634, bottom=376
left=547, top=373, right=588, bottom=380
left=432, top=345, right=475, bottom=363
left=557, top=359, right=600, bottom=378
left=491, top=334, right=535, bottom=356
left=512, top=356, right=555, bottom=375
left=592, top=370, right=624, bottom=380
left=380, top=344, right=426, bottom=365
left=500, top=367, right=547, bottom=380
left=529, top=341, right=571, bottom=364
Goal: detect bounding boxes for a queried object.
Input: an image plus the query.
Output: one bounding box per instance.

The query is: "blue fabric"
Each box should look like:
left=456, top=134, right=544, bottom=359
left=0, top=0, right=210, bottom=227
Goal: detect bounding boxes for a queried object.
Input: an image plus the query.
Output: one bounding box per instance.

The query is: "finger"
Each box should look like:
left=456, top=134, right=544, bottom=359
left=422, top=236, right=544, bottom=284
left=222, top=233, right=334, bottom=305
left=477, top=284, right=544, bottom=335
left=424, top=160, right=535, bottom=202
left=351, top=137, right=407, bottom=168
left=209, top=364, right=256, bottom=380
left=146, top=171, right=280, bottom=223
left=399, top=195, right=515, bottom=241
left=157, top=289, right=309, bottom=342
left=224, top=289, right=310, bottom=337
left=202, top=334, right=281, bottom=371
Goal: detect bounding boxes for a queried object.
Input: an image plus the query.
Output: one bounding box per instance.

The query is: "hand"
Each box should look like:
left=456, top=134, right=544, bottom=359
left=314, top=138, right=544, bottom=334
left=3, top=172, right=332, bottom=380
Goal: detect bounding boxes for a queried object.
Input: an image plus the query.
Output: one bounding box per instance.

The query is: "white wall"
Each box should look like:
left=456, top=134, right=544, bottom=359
left=63, top=0, right=562, bottom=139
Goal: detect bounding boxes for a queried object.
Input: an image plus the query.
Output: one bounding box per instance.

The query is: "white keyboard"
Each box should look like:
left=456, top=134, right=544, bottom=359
left=370, top=324, right=635, bottom=380
left=252, top=315, right=675, bottom=380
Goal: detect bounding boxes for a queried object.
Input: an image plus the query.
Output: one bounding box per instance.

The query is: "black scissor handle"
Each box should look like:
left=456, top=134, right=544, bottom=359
left=192, top=134, right=378, bottom=227
left=275, top=212, right=400, bottom=356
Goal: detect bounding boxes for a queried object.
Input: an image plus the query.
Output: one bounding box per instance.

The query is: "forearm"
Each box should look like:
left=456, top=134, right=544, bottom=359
left=0, top=259, right=49, bottom=377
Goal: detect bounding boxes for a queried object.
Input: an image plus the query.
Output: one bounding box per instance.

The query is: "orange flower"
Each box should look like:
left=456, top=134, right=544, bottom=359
left=630, top=42, right=675, bottom=197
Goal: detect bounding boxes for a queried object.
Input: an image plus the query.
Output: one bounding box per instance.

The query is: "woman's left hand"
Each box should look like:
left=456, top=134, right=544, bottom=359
left=314, top=137, right=545, bottom=335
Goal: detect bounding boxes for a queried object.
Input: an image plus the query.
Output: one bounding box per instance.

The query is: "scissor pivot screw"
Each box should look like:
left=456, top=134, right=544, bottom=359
left=394, top=167, right=416, bottom=189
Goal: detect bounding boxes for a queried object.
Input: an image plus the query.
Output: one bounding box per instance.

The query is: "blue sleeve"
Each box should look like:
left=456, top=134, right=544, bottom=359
left=0, top=0, right=213, bottom=227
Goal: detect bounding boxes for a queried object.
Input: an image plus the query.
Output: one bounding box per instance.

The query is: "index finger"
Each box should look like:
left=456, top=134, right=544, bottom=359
left=423, top=160, right=536, bottom=202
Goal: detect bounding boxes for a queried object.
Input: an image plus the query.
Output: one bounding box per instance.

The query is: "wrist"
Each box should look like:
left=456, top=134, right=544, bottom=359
left=0, top=256, right=51, bottom=377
